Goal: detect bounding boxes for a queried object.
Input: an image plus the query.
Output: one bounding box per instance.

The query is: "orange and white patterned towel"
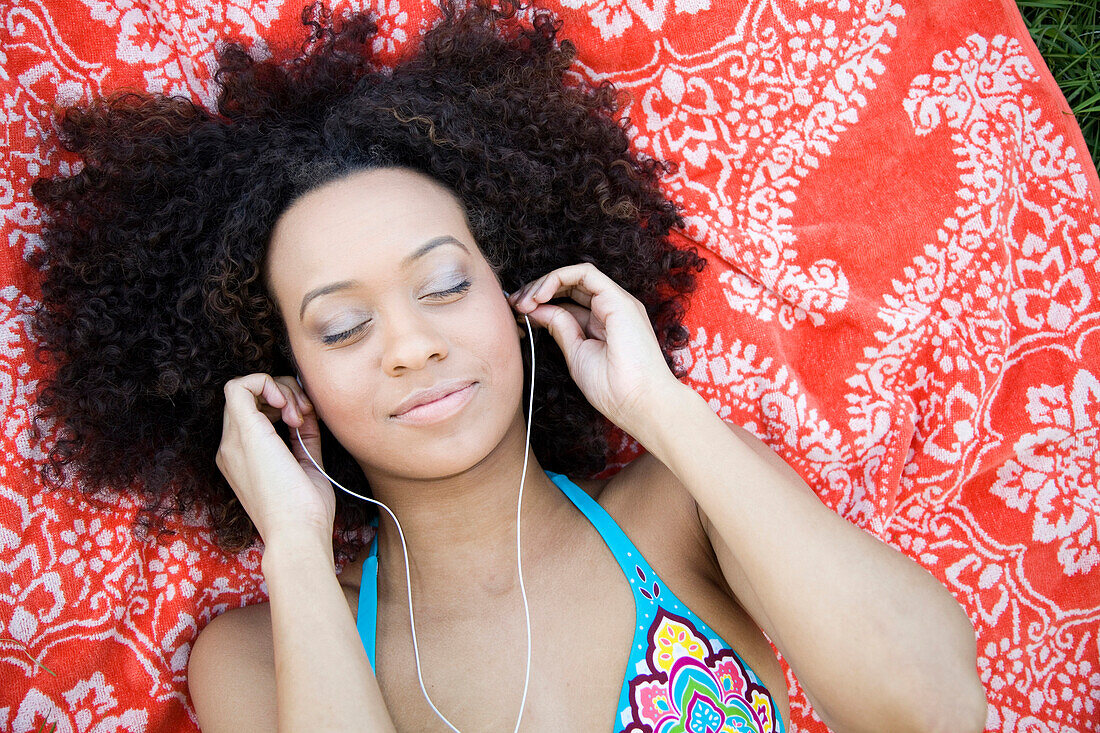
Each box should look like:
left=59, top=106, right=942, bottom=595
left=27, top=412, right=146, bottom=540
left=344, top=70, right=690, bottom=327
left=1, top=1, right=1097, bottom=731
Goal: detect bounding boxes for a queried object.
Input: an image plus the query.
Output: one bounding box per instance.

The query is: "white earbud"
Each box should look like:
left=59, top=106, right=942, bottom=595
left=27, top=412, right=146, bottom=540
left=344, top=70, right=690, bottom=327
left=292, top=296, right=536, bottom=733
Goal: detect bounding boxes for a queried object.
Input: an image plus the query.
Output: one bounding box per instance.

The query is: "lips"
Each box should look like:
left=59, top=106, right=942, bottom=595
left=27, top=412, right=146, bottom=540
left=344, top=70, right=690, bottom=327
left=391, top=379, right=477, bottom=417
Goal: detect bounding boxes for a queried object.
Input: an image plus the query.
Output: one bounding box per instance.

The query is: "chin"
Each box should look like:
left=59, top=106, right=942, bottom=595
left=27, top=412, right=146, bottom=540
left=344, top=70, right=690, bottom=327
left=366, top=409, right=522, bottom=480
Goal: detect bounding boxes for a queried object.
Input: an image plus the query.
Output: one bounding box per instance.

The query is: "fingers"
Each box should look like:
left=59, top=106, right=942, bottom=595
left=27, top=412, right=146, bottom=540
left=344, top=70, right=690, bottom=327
left=273, top=375, right=313, bottom=427
left=225, top=373, right=313, bottom=428
left=512, top=295, right=600, bottom=340
left=556, top=302, right=602, bottom=339
left=288, top=408, right=323, bottom=466
left=508, top=262, right=634, bottom=314
left=529, top=303, right=586, bottom=360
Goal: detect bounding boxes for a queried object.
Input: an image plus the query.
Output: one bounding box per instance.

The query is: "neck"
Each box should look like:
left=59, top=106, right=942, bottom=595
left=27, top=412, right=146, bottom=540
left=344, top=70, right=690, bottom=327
left=360, top=412, right=571, bottom=605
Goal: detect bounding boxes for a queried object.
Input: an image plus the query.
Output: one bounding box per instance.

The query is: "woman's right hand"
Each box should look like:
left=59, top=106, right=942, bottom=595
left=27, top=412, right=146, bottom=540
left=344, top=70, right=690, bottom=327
left=215, top=373, right=336, bottom=548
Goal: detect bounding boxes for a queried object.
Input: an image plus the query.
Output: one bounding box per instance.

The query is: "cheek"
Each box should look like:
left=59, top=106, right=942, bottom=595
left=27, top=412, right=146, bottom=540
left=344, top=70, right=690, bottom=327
left=460, top=304, right=526, bottom=421
left=484, top=306, right=526, bottom=376
left=308, top=380, right=382, bottom=452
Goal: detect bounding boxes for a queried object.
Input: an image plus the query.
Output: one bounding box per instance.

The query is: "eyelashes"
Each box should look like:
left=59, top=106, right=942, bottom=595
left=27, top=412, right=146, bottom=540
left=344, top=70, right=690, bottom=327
left=321, top=279, right=473, bottom=345
left=323, top=325, right=363, bottom=345
left=427, top=279, right=473, bottom=301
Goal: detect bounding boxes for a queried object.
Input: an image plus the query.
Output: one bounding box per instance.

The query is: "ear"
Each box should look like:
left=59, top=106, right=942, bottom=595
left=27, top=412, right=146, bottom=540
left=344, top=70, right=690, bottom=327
left=504, top=287, right=526, bottom=339
left=515, top=302, right=532, bottom=331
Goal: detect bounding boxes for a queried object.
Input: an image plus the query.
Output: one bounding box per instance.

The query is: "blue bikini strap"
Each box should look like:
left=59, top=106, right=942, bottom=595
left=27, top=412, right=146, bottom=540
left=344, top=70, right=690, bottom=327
left=356, top=516, right=380, bottom=671
left=544, top=470, right=647, bottom=581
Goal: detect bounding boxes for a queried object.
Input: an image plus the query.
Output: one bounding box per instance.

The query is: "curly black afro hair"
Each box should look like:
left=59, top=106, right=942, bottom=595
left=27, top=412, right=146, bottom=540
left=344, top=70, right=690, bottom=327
left=28, top=0, right=707, bottom=565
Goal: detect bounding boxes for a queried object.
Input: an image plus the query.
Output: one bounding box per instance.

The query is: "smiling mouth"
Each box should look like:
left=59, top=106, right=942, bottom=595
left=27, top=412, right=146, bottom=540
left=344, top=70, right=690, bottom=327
left=391, top=382, right=479, bottom=424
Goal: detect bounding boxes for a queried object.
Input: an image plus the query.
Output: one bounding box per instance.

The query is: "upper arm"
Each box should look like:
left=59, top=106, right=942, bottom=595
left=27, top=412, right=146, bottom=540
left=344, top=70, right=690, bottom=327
left=637, top=421, right=830, bottom=716
left=630, top=446, right=801, bottom=725
left=633, top=419, right=817, bottom=637
left=694, top=420, right=823, bottom=635
left=692, top=421, right=838, bottom=719
left=187, top=606, right=278, bottom=733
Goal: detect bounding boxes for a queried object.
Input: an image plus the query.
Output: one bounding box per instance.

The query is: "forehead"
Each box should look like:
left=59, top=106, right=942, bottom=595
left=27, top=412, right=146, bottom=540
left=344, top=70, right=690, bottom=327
left=272, top=167, right=468, bottom=254
left=266, top=167, right=482, bottom=291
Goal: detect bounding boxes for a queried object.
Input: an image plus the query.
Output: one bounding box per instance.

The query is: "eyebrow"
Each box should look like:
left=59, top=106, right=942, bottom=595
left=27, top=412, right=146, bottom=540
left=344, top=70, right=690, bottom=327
left=298, top=236, right=469, bottom=321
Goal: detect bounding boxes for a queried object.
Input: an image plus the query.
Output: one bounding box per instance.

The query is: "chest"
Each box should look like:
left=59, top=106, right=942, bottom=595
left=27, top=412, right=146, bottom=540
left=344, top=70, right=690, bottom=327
left=370, top=558, right=635, bottom=731
left=353, top=512, right=782, bottom=732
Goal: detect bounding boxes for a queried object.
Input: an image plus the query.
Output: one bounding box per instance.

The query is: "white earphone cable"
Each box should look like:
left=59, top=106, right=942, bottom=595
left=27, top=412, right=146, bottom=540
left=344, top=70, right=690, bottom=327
left=292, top=311, right=536, bottom=733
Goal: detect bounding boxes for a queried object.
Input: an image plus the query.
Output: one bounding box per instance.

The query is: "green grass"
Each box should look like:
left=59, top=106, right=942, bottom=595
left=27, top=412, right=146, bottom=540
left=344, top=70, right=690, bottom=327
left=1015, top=0, right=1100, bottom=171
left=0, top=637, right=57, bottom=731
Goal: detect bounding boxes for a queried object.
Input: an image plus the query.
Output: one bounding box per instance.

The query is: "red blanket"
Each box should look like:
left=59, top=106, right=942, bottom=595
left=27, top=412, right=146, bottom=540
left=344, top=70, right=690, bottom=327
left=2, top=1, right=1097, bottom=730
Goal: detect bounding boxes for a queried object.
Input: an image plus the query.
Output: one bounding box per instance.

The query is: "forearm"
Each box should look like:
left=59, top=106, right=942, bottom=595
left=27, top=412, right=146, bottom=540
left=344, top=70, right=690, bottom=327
left=633, top=382, right=985, bottom=733
left=262, top=534, right=396, bottom=733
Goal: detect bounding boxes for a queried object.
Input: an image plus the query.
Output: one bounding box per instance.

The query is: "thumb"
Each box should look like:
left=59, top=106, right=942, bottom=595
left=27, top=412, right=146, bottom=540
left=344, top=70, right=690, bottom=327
left=289, top=410, right=325, bottom=475
left=530, top=303, right=584, bottom=362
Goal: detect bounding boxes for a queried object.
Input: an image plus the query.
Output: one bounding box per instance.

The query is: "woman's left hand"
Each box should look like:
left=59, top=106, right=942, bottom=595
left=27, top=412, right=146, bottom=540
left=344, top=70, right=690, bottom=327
left=508, top=262, right=682, bottom=434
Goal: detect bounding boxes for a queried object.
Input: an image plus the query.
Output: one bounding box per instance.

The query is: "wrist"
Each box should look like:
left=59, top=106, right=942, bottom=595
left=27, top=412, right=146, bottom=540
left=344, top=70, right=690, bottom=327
left=261, top=528, right=336, bottom=576
left=625, top=379, right=707, bottom=456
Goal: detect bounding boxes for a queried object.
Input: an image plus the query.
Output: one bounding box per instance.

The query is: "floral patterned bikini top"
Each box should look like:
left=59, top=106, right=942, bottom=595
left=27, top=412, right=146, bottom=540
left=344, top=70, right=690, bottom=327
left=356, top=469, right=786, bottom=733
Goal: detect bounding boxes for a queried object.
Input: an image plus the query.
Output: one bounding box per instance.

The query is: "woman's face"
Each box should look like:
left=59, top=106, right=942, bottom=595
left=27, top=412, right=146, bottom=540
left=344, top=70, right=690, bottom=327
left=265, top=166, right=527, bottom=480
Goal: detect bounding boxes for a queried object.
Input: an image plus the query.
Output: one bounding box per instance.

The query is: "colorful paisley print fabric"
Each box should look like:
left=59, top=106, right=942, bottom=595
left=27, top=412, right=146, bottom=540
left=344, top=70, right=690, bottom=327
left=624, top=608, right=782, bottom=733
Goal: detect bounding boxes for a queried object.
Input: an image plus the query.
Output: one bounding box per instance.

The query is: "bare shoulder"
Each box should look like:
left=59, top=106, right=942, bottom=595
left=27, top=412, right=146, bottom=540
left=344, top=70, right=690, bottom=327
left=188, top=587, right=363, bottom=731
left=594, top=450, right=724, bottom=589
left=187, top=604, right=279, bottom=733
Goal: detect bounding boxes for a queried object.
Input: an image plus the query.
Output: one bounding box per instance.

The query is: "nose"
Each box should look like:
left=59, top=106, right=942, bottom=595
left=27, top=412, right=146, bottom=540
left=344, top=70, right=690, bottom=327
left=380, top=305, right=449, bottom=375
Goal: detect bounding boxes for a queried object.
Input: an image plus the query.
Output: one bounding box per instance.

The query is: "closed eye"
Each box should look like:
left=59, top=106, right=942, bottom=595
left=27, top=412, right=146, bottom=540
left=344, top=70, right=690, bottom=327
left=322, top=323, right=367, bottom=345
left=322, top=279, right=472, bottom=345
left=424, top=279, right=472, bottom=301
